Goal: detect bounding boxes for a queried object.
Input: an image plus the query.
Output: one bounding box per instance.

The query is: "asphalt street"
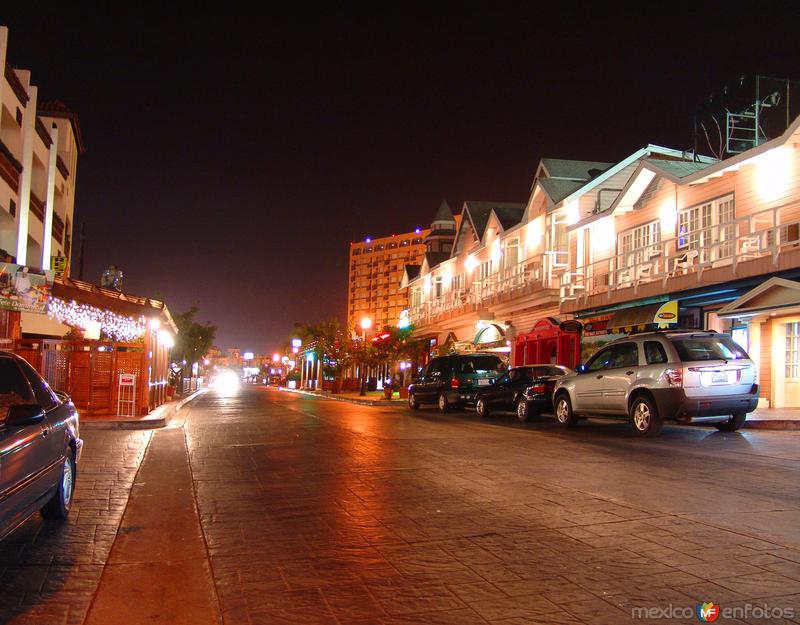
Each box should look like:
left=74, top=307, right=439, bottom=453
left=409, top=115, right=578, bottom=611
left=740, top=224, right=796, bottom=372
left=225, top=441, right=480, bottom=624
left=4, top=385, right=800, bottom=624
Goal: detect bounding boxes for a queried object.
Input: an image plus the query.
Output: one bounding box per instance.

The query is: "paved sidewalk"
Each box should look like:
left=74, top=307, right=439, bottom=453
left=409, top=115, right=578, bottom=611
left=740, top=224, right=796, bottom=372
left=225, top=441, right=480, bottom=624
left=84, top=428, right=220, bottom=625
left=747, top=407, right=800, bottom=430
left=281, top=386, right=407, bottom=407
left=81, top=389, right=209, bottom=430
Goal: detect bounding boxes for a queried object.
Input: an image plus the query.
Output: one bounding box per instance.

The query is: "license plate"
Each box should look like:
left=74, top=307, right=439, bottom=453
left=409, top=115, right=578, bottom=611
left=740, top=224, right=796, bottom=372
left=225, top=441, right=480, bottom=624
left=711, top=371, right=730, bottom=384
left=477, top=379, right=491, bottom=386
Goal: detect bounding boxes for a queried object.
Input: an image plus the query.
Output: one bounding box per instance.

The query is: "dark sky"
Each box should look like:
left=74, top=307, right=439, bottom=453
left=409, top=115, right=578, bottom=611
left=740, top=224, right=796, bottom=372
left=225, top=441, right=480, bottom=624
left=3, top=6, right=799, bottom=352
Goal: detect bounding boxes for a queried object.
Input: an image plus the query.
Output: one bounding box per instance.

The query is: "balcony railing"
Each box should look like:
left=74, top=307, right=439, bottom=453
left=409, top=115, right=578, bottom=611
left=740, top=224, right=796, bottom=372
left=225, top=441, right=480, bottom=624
left=560, top=202, right=800, bottom=303
left=410, top=253, right=560, bottom=325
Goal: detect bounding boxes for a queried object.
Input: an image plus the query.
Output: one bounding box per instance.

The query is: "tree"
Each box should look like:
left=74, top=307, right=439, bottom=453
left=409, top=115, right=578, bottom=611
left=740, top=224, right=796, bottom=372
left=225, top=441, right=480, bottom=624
left=292, top=318, right=355, bottom=382
left=172, top=305, right=216, bottom=375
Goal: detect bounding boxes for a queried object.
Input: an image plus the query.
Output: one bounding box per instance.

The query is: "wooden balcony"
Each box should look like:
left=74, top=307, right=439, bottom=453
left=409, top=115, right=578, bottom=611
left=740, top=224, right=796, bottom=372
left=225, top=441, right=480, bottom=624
left=29, top=191, right=45, bottom=222
left=0, top=138, right=22, bottom=193
left=560, top=202, right=800, bottom=313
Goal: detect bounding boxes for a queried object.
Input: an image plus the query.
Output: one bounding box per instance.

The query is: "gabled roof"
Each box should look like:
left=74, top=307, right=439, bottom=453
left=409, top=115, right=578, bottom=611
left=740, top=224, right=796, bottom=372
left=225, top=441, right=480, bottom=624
left=462, top=201, right=526, bottom=241
left=538, top=178, right=585, bottom=204
left=642, top=159, right=713, bottom=180
left=400, top=264, right=421, bottom=289
left=717, top=277, right=800, bottom=317
left=424, top=252, right=450, bottom=269
left=539, top=159, right=613, bottom=181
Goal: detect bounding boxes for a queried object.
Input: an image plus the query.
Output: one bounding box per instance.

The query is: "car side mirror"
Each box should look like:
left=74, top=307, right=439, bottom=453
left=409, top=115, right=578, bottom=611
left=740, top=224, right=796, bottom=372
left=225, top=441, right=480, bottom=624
left=576, top=364, right=588, bottom=374
left=5, top=404, right=46, bottom=427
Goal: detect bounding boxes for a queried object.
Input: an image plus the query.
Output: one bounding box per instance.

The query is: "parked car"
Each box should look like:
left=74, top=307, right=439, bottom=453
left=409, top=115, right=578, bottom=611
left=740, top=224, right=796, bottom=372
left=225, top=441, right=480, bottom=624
left=552, top=331, right=759, bottom=437
left=475, top=365, right=572, bottom=422
left=408, top=353, right=506, bottom=412
left=0, top=352, right=83, bottom=540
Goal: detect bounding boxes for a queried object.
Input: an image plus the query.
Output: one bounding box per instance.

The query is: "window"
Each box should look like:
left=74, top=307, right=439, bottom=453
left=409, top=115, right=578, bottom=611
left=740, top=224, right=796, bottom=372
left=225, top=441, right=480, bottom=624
left=678, top=195, right=735, bottom=261
left=433, top=276, right=443, bottom=298
left=0, top=358, right=34, bottom=417
left=787, top=323, right=800, bottom=379
left=411, top=287, right=423, bottom=307
left=17, top=358, right=58, bottom=410
left=459, top=356, right=503, bottom=374
left=503, top=237, right=520, bottom=274
left=587, top=347, right=615, bottom=372
left=479, top=260, right=492, bottom=281
left=9, top=199, right=16, bottom=217
left=611, top=343, right=639, bottom=368
left=618, top=221, right=660, bottom=268
left=670, top=336, right=748, bottom=362
left=644, top=341, right=668, bottom=365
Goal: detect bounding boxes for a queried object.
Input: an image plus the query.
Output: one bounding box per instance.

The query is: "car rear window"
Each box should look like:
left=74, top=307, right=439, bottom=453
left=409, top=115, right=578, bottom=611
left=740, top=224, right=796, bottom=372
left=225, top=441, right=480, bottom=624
left=670, top=336, right=749, bottom=362
left=459, top=356, right=503, bottom=374
left=532, top=366, right=565, bottom=377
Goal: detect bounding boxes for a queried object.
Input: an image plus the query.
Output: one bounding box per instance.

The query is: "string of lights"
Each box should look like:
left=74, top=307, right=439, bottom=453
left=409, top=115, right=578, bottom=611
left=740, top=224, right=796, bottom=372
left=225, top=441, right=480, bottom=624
left=47, top=297, right=147, bottom=342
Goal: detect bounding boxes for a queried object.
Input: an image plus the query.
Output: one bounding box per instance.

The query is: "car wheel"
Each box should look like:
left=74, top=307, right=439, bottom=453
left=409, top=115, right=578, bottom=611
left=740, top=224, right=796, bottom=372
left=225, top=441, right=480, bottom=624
left=41, top=450, right=75, bottom=520
left=516, top=398, right=532, bottom=422
left=715, top=412, right=747, bottom=432
left=476, top=397, right=490, bottom=418
left=630, top=395, right=663, bottom=437
left=554, top=394, right=577, bottom=428
left=437, top=392, right=450, bottom=414
left=408, top=392, right=420, bottom=410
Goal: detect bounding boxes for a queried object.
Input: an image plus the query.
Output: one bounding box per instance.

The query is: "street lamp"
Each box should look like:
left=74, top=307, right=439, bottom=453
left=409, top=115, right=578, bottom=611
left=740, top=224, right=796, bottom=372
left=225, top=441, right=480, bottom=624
left=360, top=317, right=372, bottom=396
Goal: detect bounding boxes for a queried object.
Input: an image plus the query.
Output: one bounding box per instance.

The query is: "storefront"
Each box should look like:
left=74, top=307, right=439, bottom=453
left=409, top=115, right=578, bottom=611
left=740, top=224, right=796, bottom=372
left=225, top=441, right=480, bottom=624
left=514, top=317, right=581, bottom=368
left=716, top=277, right=800, bottom=408
left=578, top=300, right=679, bottom=362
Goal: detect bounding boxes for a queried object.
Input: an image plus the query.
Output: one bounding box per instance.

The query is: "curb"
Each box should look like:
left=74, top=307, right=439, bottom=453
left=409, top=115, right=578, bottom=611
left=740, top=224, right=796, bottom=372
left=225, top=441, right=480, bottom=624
left=745, top=420, right=800, bottom=431
left=81, top=388, right=208, bottom=430
left=279, top=386, right=406, bottom=408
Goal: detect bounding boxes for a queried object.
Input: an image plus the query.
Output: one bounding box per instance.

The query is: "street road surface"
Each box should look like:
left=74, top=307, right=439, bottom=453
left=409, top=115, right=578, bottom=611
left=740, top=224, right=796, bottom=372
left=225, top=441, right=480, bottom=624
left=3, top=385, right=800, bottom=624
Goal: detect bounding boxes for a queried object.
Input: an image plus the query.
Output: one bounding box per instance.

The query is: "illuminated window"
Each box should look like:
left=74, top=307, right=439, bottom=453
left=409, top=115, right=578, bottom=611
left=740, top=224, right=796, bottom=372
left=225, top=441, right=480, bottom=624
left=678, top=195, right=734, bottom=261
left=787, top=323, right=800, bottom=380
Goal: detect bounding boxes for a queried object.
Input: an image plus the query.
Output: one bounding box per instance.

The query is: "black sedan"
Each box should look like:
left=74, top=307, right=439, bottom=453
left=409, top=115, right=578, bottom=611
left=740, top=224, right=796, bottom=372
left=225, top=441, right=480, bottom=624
left=0, top=352, right=83, bottom=540
left=475, top=365, right=572, bottom=422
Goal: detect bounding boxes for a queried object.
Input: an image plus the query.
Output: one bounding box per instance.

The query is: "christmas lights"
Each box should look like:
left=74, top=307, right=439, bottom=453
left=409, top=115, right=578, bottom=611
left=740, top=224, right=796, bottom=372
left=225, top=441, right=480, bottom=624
left=47, top=297, right=147, bottom=342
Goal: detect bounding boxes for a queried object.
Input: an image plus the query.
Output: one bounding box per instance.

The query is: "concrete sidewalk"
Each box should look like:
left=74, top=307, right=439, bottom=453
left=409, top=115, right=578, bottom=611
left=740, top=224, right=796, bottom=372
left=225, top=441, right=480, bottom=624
left=81, top=388, right=208, bottom=430
left=280, top=385, right=407, bottom=407
left=746, top=407, right=800, bottom=430
left=84, top=427, right=220, bottom=625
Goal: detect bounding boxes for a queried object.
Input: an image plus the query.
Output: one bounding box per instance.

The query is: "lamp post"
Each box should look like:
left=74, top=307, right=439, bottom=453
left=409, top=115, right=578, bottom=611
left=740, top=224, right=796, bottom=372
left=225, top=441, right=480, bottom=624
left=359, top=317, right=372, bottom=396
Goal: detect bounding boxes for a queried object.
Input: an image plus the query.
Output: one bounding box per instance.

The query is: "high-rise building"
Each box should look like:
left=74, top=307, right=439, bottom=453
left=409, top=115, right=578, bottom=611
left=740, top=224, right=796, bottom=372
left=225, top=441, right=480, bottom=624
left=347, top=201, right=458, bottom=333
left=0, top=26, right=83, bottom=272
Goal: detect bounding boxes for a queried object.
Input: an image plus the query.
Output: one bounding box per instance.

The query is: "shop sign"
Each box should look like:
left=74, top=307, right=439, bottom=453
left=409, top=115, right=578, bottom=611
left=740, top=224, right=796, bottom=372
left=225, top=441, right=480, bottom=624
left=0, top=262, right=54, bottom=313
left=119, top=373, right=136, bottom=386
left=51, top=255, right=67, bottom=276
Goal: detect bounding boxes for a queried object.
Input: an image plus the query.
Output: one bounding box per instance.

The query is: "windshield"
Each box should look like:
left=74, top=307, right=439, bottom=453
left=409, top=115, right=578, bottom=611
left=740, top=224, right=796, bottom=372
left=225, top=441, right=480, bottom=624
left=670, top=336, right=749, bottom=362
left=459, top=356, right=504, bottom=374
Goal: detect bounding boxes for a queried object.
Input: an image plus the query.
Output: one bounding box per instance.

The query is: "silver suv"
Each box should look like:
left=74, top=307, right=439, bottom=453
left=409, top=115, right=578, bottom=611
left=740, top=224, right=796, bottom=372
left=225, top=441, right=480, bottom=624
left=552, top=331, right=759, bottom=436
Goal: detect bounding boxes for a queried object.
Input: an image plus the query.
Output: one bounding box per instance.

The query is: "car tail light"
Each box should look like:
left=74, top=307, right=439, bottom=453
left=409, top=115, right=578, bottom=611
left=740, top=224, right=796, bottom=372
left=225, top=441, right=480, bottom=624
left=450, top=377, right=460, bottom=389
left=530, top=384, right=547, bottom=394
left=665, top=367, right=683, bottom=387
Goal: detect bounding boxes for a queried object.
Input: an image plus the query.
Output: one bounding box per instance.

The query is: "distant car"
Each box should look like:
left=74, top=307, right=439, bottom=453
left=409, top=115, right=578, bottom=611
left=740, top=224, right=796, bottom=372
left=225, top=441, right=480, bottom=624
left=0, top=352, right=83, bottom=540
left=475, top=365, right=572, bottom=422
left=408, top=353, right=506, bottom=413
left=552, top=331, right=759, bottom=437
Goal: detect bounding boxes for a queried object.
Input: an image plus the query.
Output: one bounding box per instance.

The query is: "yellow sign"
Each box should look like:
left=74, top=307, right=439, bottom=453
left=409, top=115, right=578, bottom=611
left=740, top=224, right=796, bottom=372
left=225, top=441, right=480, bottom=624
left=51, top=255, right=67, bottom=276
left=655, top=301, right=678, bottom=328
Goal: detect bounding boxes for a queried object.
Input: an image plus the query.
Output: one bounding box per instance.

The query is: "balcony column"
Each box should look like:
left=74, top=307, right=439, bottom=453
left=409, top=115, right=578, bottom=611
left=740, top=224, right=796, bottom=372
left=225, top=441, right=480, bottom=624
left=16, top=85, right=37, bottom=265
left=0, top=28, right=7, bottom=114
left=41, top=125, right=58, bottom=269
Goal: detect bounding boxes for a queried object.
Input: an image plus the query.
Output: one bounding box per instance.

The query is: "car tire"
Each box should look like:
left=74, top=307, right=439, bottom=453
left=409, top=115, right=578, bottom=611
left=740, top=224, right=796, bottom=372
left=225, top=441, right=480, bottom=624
left=408, top=392, right=420, bottom=410
left=41, top=450, right=75, bottom=520
left=476, top=397, right=490, bottom=418
left=715, top=412, right=747, bottom=432
left=630, top=395, right=663, bottom=437
left=516, top=398, right=531, bottom=422
left=554, top=393, right=577, bottom=428
left=437, top=392, right=450, bottom=414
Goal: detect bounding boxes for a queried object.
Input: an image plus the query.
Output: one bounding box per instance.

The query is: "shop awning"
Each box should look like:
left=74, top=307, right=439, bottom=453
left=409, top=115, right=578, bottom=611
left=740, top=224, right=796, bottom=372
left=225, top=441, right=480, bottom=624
left=609, top=301, right=677, bottom=330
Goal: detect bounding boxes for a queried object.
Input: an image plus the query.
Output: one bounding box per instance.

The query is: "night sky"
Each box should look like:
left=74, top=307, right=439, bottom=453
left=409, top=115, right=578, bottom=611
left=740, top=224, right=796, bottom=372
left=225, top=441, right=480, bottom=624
left=3, top=6, right=798, bottom=352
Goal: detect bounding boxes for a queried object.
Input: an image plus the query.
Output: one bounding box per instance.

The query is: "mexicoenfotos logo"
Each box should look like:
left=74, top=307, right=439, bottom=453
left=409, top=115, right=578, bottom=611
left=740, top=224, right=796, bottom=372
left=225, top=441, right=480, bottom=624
left=696, top=602, right=720, bottom=622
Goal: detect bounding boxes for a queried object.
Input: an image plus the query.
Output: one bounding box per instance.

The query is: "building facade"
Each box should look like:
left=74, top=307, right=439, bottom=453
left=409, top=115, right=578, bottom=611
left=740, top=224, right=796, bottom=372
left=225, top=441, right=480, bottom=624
left=347, top=203, right=458, bottom=333
left=405, top=147, right=710, bottom=361
left=0, top=27, right=83, bottom=274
